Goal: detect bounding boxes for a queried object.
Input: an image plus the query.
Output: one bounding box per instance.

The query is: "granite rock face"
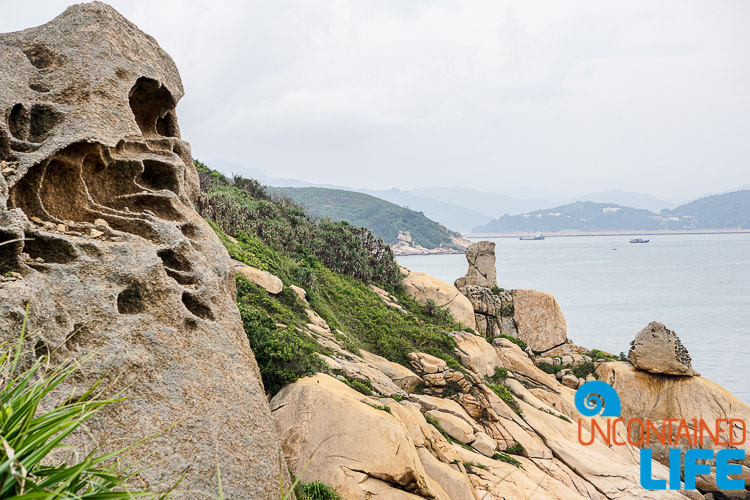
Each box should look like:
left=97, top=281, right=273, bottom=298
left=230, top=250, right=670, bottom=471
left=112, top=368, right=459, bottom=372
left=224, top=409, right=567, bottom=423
left=0, top=4, right=287, bottom=497
left=454, top=240, right=497, bottom=289
left=628, top=321, right=698, bottom=376
left=400, top=266, right=476, bottom=329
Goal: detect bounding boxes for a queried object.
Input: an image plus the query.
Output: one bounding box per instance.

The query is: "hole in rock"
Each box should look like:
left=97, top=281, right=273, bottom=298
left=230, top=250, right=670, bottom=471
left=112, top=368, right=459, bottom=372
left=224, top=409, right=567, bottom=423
left=128, top=77, right=178, bottom=137
left=28, top=104, right=62, bottom=143
left=29, top=81, right=51, bottom=93
left=23, top=233, right=77, bottom=264
left=0, top=127, right=16, bottom=162
left=9, top=103, right=29, bottom=140
left=156, top=112, right=179, bottom=138
left=157, top=247, right=192, bottom=272
left=110, top=193, right=183, bottom=221
left=22, top=43, right=62, bottom=69
left=180, top=223, right=198, bottom=239
left=117, top=283, right=146, bottom=314
left=0, top=230, right=22, bottom=274
left=34, top=340, right=49, bottom=360
left=182, top=292, right=214, bottom=320
left=38, top=159, right=95, bottom=222
left=165, top=268, right=198, bottom=286
left=139, top=159, right=179, bottom=193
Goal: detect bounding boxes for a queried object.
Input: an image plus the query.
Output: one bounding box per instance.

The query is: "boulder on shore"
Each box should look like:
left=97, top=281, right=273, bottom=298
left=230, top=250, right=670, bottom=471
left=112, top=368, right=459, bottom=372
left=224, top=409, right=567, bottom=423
left=628, top=321, right=698, bottom=376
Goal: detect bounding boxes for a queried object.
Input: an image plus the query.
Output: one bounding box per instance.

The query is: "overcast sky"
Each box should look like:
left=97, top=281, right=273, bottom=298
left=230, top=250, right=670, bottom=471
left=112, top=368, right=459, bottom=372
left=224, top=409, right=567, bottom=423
left=2, top=1, right=749, bottom=201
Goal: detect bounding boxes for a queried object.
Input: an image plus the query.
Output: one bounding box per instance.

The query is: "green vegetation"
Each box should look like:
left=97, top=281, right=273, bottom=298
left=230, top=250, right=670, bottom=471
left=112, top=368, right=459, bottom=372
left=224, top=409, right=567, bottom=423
left=571, top=362, right=595, bottom=379
left=491, top=452, right=522, bottom=468
left=295, top=480, right=344, bottom=500
left=585, top=349, right=618, bottom=361
left=341, top=377, right=375, bottom=396
left=497, top=334, right=527, bottom=351
left=269, top=186, right=466, bottom=250
left=486, top=366, right=509, bottom=383
left=196, top=161, right=400, bottom=285
left=197, top=161, right=464, bottom=395
left=462, top=461, right=487, bottom=471
left=363, top=400, right=392, bottom=414
left=487, top=384, right=523, bottom=415
left=505, top=441, right=524, bottom=455
left=490, top=285, right=504, bottom=295
left=0, top=315, right=165, bottom=498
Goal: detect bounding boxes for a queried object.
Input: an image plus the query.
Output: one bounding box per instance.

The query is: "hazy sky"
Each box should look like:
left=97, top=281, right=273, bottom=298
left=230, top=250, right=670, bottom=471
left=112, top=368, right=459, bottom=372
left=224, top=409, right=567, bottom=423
left=2, top=1, right=749, bottom=201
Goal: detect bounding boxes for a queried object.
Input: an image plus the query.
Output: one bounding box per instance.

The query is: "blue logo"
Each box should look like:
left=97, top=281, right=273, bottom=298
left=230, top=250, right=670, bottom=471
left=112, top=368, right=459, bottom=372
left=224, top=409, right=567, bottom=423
left=574, top=381, right=621, bottom=417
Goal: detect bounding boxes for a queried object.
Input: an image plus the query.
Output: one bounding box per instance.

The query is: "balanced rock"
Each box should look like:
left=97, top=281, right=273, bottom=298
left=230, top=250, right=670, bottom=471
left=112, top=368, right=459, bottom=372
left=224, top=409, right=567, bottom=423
left=0, top=4, right=287, bottom=497
left=454, top=240, right=497, bottom=289
left=628, top=321, right=698, bottom=376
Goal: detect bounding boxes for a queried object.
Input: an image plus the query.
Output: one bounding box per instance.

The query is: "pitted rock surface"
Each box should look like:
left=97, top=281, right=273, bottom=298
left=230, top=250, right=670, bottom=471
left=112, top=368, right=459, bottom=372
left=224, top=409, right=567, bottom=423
left=628, top=321, right=699, bottom=376
left=0, top=3, right=288, bottom=497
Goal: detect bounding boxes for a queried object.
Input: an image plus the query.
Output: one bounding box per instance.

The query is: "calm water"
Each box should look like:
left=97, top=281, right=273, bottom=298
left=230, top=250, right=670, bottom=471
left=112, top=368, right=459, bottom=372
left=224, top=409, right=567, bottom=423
left=398, top=234, right=750, bottom=403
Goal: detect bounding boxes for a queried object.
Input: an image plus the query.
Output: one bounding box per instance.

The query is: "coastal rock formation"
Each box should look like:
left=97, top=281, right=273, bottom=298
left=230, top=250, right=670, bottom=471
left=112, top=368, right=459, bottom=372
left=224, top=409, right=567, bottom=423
left=391, top=230, right=472, bottom=256
left=599, top=361, right=750, bottom=498
left=455, top=240, right=497, bottom=289
left=628, top=321, right=698, bottom=376
left=0, top=4, right=287, bottom=497
left=400, top=266, right=476, bottom=329
left=512, top=289, right=568, bottom=352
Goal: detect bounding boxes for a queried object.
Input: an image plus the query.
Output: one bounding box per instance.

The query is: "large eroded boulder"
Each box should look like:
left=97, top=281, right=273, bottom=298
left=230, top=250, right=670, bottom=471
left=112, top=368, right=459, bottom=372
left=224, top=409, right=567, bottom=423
left=454, top=240, right=497, bottom=289
left=628, top=321, right=698, bottom=376
left=511, top=289, right=568, bottom=352
left=0, top=4, right=287, bottom=497
left=401, top=266, right=476, bottom=329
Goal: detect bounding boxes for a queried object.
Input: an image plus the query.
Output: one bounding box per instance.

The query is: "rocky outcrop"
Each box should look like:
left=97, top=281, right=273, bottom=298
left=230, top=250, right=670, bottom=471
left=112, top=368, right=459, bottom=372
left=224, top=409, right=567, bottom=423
left=599, top=361, right=750, bottom=498
left=401, top=266, right=476, bottom=329
left=0, top=4, right=287, bottom=497
left=511, top=289, right=568, bottom=352
left=455, top=240, right=497, bottom=289
left=232, top=259, right=283, bottom=294
left=628, top=321, right=698, bottom=376
left=391, top=230, right=472, bottom=256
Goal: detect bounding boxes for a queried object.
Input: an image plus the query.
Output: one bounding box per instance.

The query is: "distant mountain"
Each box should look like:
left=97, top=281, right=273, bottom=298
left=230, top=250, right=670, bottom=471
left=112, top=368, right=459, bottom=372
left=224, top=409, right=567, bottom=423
left=564, top=189, right=675, bottom=213
left=473, top=202, right=660, bottom=234
left=269, top=187, right=467, bottom=251
left=408, top=187, right=557, bottom=217
left=661, top=190, right=750, bottom=230
left=473, top=190, right=750, bottom=233
left=364, top=188, right=491, bottom=233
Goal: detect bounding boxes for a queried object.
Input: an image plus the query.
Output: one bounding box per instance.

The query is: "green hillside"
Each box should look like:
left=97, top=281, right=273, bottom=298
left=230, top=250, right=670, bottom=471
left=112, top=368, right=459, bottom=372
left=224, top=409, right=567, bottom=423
left=661, top=190, right=750, bottom=229
left=269, top=186, right=464, bottom=249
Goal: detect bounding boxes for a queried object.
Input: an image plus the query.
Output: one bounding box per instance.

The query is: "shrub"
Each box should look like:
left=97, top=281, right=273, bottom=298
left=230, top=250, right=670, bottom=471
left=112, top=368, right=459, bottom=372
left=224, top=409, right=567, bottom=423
left=585, top=349, right=618, bottom=361
left=486, top=366, right=508, bottom=383
left=572, top=362, right=595, bottom=379
left=0, top=313, right=166, bottom=498
left=296, top=480, right=344, bottom=500
left=496, top=334, right=527, bottom=351
left=463, top=461, right=487, bottom=470
left=490, top=285, right=504, bottom=295
left=341, top=377, right=375, bottom=396
left=363, top=400, right=392, bottom=414
left=505, top=441, right=524, bottom=455
left=491, top=452, right=522, bottom=468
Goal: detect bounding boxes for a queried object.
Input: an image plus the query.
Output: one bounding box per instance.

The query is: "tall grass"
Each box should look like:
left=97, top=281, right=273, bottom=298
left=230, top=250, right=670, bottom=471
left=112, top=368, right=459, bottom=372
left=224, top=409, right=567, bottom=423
left=0, top=309, right=167, bottom=499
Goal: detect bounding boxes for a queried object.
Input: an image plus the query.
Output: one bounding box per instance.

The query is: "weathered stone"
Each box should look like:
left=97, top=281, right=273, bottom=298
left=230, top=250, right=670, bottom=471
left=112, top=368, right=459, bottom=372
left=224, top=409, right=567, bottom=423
left=471, top=431, right=498, bottom=457
left=361, top=350, right=422, bottom=393
left=0, top=3, right=287, bottom=497
left=511, top=289, right=568, bottom=352
left=408, top=352, right=448, bottom=374
left=401, top=267, right=476, bottom=329
left=425, top=410, right=475, bottom=444
left=290, top=284, right=308, bottom=304
left=450, top=330, right=505, bottom=378
left=232, top=261, right=283, bottom=294
left=454, top=240, right=497, bottom=289
left=628, top=321, right=698, bottom=376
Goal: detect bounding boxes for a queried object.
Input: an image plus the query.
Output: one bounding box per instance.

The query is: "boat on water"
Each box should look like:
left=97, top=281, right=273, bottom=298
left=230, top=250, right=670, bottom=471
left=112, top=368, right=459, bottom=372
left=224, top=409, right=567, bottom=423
left=520, top=232, right=545, bottom=241
left=629, top=238, right=649, bottom=244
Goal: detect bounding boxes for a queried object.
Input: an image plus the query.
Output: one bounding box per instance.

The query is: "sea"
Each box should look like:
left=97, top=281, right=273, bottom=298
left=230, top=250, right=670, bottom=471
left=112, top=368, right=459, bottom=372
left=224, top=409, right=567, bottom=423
left=398, top=233, right=750, bottom=404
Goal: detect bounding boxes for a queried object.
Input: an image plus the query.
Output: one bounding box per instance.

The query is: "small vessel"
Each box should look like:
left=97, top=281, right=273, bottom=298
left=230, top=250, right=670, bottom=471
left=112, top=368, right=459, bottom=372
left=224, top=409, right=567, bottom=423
left=520, top=232, right=545, bottom=241
left=629, top=238, right=649, bottom=244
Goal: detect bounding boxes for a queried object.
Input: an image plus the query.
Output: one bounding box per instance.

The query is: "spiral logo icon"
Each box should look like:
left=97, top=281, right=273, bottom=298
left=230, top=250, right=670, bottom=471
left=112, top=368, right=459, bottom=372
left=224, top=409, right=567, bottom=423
left=574, top=381, right=621, bottom=417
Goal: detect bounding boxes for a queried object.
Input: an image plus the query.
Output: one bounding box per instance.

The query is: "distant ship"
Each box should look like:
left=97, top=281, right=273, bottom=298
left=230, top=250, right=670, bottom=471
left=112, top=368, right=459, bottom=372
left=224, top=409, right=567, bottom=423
left=629, top=238, right=649, bottom=244
left=520, top=232, right=545, bottom=241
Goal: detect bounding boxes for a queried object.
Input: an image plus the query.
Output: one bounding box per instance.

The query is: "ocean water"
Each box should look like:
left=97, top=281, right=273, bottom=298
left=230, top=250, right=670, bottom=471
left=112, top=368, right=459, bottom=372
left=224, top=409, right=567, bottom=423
left=398, top=233, right=750, bottom=404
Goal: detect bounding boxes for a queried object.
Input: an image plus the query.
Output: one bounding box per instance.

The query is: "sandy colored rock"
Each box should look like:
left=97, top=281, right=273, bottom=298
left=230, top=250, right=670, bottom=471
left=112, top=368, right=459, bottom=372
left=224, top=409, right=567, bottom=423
left=454, top=240, right=497, bottom=289
left=0, top=3, right=287, bottom=497
left=232, top=261, right=283, bottom=294
left=426, top=410, right=475, bottom=444
left=471, top=431, right=498, bottom=457
left=401, top=266, right=476, bottom=329
left=290, top=284, right=308, bottom=304
left=450, top=330, right=505, bottom=378
left=361, top=350, right=422, bottom=393
left=628, top=321, right=698, bottom=376
left=271, top=374, right=445, bottom=499
left=511, top=289, right=568, bottom=352
left=408, top=351, right=448, bottom=374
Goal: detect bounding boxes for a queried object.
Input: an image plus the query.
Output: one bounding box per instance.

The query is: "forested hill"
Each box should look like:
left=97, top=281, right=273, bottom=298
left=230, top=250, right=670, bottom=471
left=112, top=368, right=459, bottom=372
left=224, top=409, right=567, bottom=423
left=269, top=186, right=465, bottom=249
left=473, top=190, right=750, bottom=233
